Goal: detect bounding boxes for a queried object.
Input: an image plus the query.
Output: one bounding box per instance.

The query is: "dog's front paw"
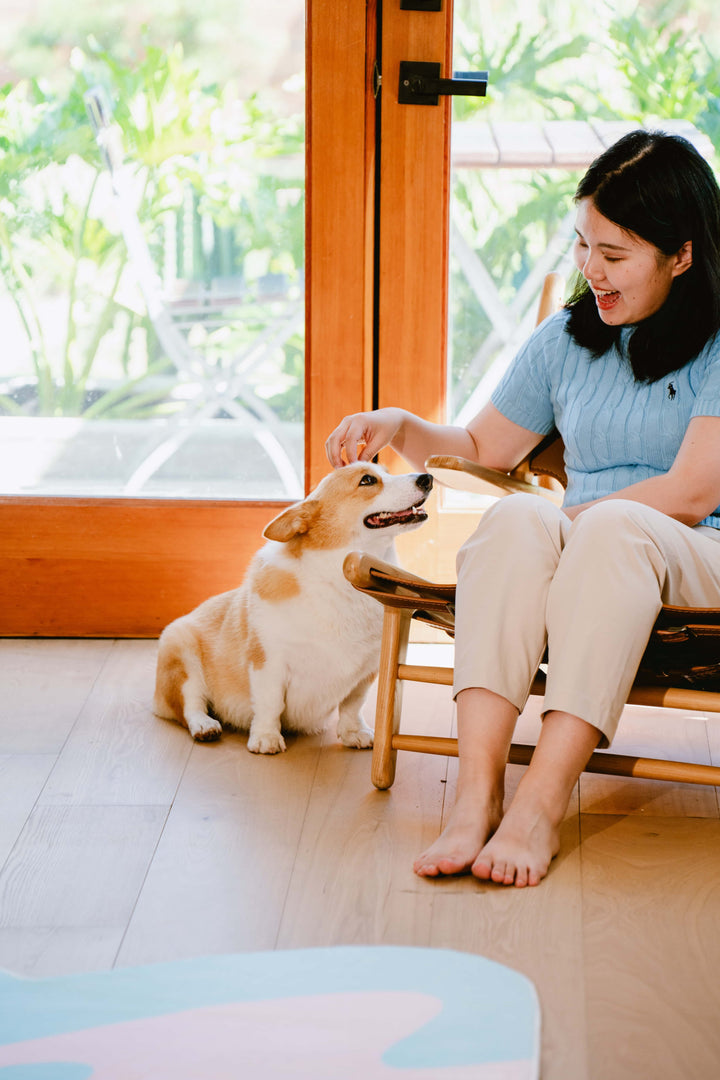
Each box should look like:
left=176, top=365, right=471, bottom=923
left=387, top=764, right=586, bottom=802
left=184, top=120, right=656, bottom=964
left=186, top=711, right=222, bottom=742
left=338, top=723, right=374, bottom=750
left=247, top=730, right=287, bottom=754
left=194, top=725, right=222, bottom=743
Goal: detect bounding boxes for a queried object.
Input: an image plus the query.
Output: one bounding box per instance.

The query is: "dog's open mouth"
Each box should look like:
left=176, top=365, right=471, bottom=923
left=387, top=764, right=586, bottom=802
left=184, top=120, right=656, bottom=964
left=364, top=500, right=429, bottom=529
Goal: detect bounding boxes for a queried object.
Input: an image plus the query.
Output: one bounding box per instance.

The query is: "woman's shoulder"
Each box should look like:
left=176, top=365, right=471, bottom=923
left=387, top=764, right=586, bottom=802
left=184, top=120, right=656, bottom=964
left=684, top=330, right=720, bottom=394
left=700, top=329, right=720, bottom=362
left=518, top=308, right=580, bottom=374
left=687, top=329, right=720, bottom=375
left=535, top=306, right=572, bottom=338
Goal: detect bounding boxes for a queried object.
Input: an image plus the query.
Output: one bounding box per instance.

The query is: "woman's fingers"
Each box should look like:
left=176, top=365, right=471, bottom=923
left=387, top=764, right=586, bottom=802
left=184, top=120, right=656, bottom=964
left=325, top=413, right=390, bottom=467
left=325, top=418, right=359, bottom=466
left=324, top=420, right=350, bottom=467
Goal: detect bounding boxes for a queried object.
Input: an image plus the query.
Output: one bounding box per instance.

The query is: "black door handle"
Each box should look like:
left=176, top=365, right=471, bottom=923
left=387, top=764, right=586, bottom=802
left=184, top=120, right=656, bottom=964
left=398, top=61, right=488, bottom=106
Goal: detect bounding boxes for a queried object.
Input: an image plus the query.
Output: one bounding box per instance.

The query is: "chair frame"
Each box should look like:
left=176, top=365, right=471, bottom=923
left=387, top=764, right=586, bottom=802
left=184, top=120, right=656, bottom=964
left=344, top=551, right=720, bottom=791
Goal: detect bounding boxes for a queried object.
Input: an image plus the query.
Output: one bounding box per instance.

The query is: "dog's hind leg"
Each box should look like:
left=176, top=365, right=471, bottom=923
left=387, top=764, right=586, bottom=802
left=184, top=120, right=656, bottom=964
left=181, top=651, right=222, bottom=742
left=183, top=694, right=223, bottom=742
left=155, top=634, right=222, bottom=743
left=336, top=673, right=375, bottom=749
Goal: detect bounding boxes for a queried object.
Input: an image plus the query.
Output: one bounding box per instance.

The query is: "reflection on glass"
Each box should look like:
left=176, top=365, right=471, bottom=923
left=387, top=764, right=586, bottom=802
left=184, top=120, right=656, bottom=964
left=449, top=0, right=719, bottom=427
left=0, top=0, right=304, bottom=498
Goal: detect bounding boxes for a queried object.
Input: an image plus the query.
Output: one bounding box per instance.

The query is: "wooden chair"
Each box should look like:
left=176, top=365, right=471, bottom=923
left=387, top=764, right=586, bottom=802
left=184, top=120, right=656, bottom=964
left=343, top=274, right=720, bottom=791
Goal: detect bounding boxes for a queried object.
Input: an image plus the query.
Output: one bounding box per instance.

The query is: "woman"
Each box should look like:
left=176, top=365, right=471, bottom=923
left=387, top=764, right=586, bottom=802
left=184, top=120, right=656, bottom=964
left=325, top=130, right=720, bottom=887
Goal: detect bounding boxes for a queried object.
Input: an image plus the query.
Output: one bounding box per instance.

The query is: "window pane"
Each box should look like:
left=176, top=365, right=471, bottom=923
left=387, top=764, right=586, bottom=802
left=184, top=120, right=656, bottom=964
left=0, top=0, right=304, bottom=499
left=449, top=0, right=719, bottom=431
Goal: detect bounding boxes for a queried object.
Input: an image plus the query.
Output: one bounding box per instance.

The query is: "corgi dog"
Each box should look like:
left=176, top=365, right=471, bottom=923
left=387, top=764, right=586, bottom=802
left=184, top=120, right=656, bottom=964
left=153, top=462, right=433, bottom=754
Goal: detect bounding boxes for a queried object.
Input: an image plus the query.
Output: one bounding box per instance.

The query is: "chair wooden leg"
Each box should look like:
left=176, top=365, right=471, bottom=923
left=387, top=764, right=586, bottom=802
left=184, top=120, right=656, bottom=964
left=371, top=606, right=411, bottom=790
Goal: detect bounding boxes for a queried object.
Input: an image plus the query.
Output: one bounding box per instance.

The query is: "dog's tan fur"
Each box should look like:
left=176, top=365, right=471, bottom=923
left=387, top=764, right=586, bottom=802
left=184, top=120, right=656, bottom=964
left=153, top=462, right=432, bottom=753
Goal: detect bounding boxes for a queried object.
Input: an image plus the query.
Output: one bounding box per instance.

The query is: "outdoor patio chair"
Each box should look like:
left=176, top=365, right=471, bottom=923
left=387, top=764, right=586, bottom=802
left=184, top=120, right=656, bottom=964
left=343, top=275, right=720, bottom=791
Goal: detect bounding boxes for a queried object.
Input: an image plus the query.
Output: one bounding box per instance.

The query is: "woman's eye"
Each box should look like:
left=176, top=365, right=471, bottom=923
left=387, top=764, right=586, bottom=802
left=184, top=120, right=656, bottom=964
left=359, top=474, right=378, bottom=486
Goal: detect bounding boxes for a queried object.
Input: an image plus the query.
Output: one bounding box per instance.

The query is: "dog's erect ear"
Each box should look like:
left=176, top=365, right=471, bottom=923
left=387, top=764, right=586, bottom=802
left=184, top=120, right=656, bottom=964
left=263, top=499, right=321, bottom=542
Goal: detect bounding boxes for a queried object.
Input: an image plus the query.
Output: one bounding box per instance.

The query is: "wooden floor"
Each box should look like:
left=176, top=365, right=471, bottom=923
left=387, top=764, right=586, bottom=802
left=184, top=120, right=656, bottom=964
left=2, top=638, right=720, bottom=1078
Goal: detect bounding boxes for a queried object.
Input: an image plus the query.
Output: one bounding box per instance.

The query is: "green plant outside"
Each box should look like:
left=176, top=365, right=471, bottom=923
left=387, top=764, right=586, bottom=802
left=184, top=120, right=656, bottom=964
left=0, top=38, right=304, bottom=420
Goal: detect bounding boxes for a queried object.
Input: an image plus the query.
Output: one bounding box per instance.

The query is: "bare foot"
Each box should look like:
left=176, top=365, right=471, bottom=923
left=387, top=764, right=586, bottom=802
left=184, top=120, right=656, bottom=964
left=413, top=795, right=503, bottom=878
left=471, top=796, right=561, bottom=887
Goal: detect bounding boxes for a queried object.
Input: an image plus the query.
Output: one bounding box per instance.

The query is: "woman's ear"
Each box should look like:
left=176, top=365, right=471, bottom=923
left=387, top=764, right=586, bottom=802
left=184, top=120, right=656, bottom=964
left=672, top=240, right=693, bottom=277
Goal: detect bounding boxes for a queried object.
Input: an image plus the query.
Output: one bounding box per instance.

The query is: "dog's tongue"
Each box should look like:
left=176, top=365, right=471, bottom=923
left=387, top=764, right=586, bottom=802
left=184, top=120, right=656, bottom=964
left=365, top=505, right=426, bottom=529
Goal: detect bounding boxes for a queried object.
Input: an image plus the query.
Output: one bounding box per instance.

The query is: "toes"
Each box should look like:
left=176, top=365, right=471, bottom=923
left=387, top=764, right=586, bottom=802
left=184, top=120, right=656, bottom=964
left=471, top=857, right=492, bottom=881
left=514, top=865, right=529, bottom=888
left=414, top=851, right=475, bottom=878
left=436, top=856, right=471, bottom=876
left=527, top=866, right=543, bottom=887
left=490, top=861, right=509, bottom=884
left=473, top=850, right=525, bottom=887
left=413, top=858, right=440, bottom=877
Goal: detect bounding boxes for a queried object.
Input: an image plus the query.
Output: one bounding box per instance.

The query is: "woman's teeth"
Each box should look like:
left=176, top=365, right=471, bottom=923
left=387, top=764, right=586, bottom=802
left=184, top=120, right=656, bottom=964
left=596, top=289, right=620, bottom=309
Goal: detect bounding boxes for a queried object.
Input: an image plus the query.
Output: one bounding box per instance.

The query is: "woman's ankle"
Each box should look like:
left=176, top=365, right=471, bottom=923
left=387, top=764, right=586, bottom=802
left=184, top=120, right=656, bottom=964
left=508, top=771, right=572, bottom=829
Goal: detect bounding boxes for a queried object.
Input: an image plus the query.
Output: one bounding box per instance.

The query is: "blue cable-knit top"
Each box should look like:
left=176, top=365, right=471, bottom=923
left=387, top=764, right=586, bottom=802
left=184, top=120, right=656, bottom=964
left=491, top=309, right=720, bottom=528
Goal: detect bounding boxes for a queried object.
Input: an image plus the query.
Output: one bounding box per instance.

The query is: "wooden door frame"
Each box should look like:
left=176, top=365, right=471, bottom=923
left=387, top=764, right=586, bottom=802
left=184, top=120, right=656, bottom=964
left=375, top=0, right=465, bottom=581
left=376, top=0, right=452, bottom=425
left=0, top=0, right=376, bottom=637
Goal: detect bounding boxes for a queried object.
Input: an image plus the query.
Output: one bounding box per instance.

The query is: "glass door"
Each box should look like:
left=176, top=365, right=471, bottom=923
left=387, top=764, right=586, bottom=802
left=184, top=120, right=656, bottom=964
left=1, top=1, right=305, bottom=502
left=0, top=0, right=374, bottom=635
left=448, top=0, right=719, bottom=430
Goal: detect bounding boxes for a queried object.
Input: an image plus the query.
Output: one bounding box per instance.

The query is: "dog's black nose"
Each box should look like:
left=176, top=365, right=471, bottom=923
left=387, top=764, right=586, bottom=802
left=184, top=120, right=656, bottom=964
left=416, top=473, right=433, bottom=492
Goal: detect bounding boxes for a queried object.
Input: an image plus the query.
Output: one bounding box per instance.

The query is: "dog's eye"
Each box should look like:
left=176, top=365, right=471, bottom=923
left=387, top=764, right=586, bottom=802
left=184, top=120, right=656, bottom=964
left=358, top=474, right=378, bottom=486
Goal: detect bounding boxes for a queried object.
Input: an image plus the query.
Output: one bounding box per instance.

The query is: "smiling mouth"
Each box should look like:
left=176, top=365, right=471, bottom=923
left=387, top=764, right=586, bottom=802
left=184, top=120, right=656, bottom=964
left=364, top=499, right=429, bottom=529
left=594, top=289, right=620, bottom=310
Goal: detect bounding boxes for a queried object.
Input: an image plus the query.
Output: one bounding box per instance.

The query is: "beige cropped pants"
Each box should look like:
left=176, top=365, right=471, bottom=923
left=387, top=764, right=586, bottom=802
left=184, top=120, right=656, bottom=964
left=453, top=494, right=720, bottom=747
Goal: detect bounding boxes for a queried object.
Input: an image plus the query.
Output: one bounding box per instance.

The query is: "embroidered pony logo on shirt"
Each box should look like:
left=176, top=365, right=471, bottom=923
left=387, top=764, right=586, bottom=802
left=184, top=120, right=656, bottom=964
left=667, top=382, right=677, bottom=400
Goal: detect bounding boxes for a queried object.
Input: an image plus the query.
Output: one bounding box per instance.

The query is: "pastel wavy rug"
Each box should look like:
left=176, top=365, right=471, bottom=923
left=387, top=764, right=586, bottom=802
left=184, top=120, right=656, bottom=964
left=0, top=945, right=540, bottom=1079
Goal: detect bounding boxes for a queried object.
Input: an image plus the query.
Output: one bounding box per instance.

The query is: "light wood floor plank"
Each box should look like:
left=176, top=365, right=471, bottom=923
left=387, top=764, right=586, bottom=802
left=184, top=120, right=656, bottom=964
left=0, top=804, right=167, bottom=933
left=117, top=727, right=328, bottom=966
left=579, top=705, right=719, bottom=818
left=38, top=640, right=193, bottom=807
left=275, top=681, right=451, bottom=950
left=0, top=639, right=113, bottom=753
left=0, top=927, right=123, bottom=978
left=0, top=754, right=56, bottom=869
left=581, top=813, right=720, bottom=1080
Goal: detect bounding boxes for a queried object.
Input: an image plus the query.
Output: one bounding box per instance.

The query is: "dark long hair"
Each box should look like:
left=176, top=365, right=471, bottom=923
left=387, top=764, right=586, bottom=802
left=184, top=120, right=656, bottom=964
left=566, top=130, right=720, bottom=381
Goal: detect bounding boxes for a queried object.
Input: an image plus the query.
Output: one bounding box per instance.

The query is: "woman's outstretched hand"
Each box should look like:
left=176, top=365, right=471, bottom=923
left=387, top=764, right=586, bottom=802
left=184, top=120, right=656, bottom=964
left=325, top=407, right=405, bottom=467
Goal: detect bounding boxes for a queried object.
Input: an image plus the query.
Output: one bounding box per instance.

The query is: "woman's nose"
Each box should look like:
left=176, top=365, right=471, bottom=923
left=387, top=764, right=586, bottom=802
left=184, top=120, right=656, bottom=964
left=582, top=250, right=603, bottom=284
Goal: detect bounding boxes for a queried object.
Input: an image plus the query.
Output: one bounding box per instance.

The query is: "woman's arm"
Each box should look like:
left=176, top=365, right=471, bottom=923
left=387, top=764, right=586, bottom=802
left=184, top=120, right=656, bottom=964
left=565, top=415, right=720, bottom=525
left=325, top=402, right=545, bottom=473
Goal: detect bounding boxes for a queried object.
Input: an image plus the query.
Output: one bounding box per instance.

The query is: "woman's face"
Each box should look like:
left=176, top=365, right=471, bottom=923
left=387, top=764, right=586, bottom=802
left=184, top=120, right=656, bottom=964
left=573, top=197, right=692, bottom=325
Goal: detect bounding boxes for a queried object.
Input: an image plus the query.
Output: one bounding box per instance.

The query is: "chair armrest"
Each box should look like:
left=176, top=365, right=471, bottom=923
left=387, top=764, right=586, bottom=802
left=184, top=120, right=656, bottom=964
left=425, top=455, right=563, bottom=503
left=343, top=551, right=454, bottom=596
left=343, top=551, right=456, bottom=634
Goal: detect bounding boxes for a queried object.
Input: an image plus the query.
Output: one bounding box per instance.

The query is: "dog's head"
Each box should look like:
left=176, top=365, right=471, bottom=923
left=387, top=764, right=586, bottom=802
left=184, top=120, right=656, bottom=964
left=263, top=462, right=433, bottom=551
